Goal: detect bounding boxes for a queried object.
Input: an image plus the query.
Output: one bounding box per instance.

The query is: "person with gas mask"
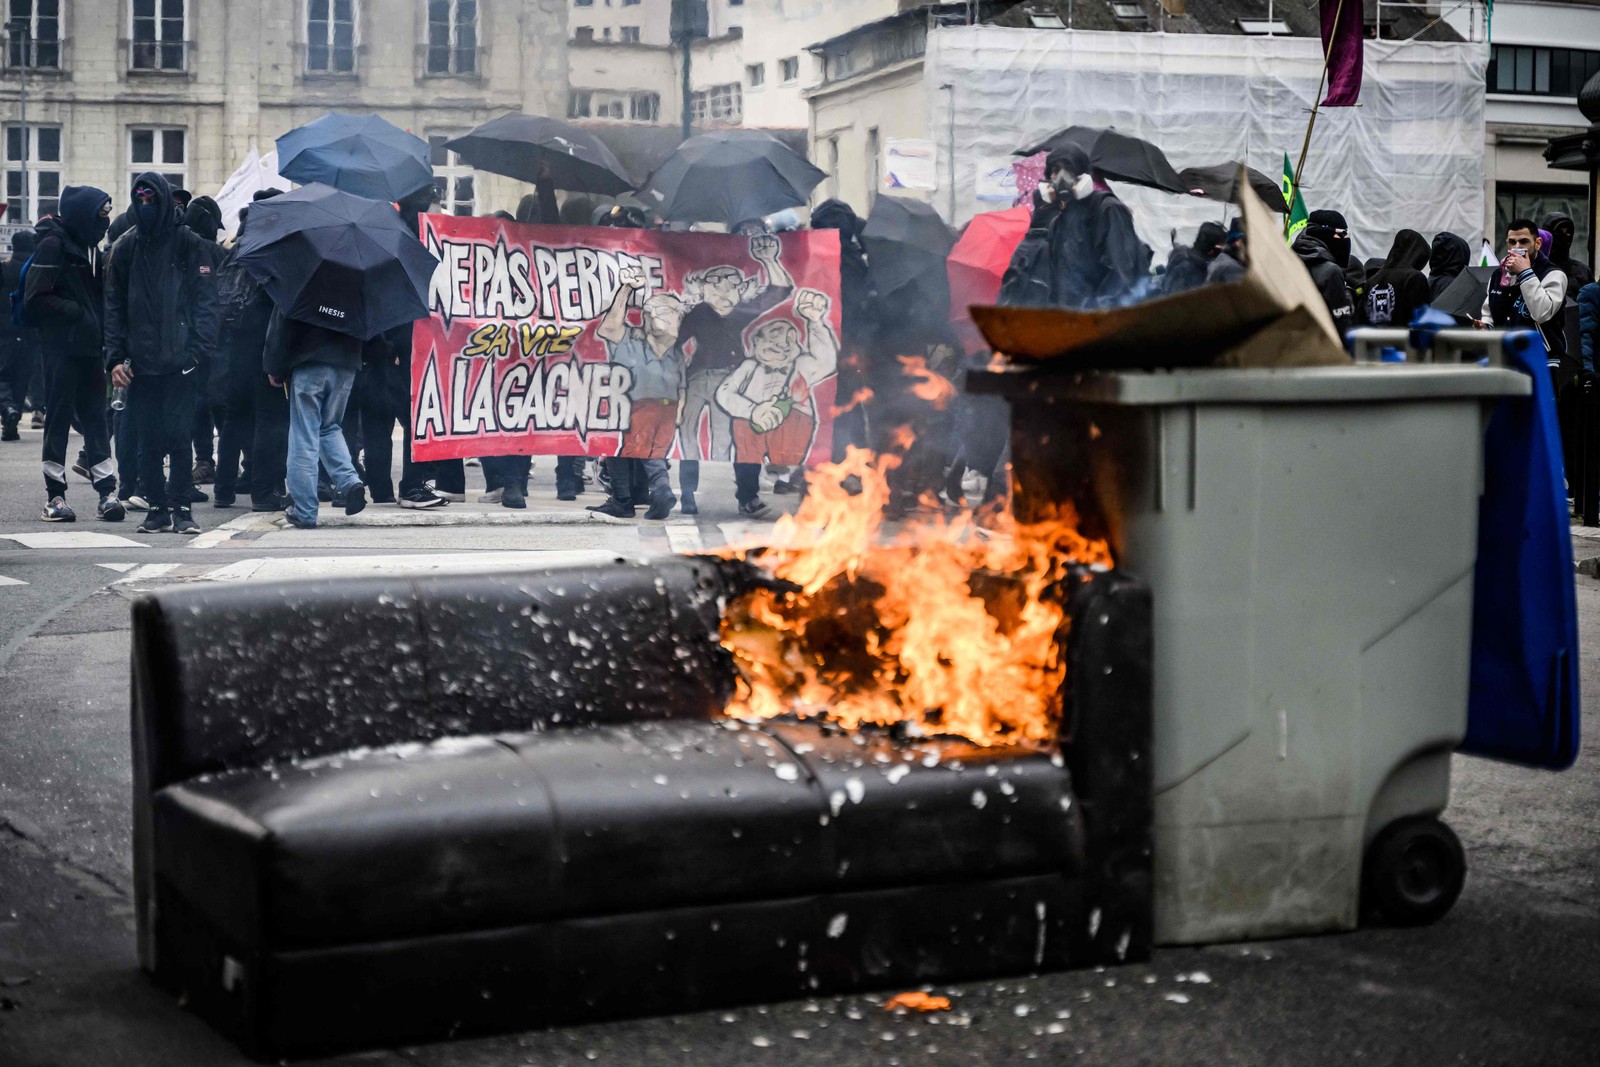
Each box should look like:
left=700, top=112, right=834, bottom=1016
left=25, top=185, right=121, bottom=522
left=999, top=144, right=1151, bottom=310
left=104, top=172, right=221, bottom=536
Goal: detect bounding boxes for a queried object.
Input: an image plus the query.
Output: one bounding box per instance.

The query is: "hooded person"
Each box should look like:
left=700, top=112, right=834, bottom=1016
left=359, top=183, right=451, bottom=509
left=1306, top=210, right=1353, bottom=270
left=1206, top=217, right=1248, bottom=285
left=1541, top=211, right=1592, bottom=289
left=0, top=229, right=40, bottom=440
left=1161, top=221, right=1227, bottom=296
left=103, top=171, right=222, bottom=535
left=211, top=192, right=285, bottom=510
left=1427, top=232, right=1471, bottom=303
left=24, top=185, right=122, bottom=521
left=810, top=198, right=876, bottom=462
left=999, top=143, right=1152, bottom=310
left=183, top=195, right=224, bottom=245
left=1362, top=229, right=1432, bottom=327
left=1291, top=228, right=1356, bottom=328
left=181, top=194, right=227, bottom=485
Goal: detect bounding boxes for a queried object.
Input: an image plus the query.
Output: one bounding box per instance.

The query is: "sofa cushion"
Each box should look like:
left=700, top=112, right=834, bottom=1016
left=153, top=720, right=1081, bottom=953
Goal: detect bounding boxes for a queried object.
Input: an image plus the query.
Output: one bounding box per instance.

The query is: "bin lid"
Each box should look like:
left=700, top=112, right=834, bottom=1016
left=968, top=364, right=1532, bottom=407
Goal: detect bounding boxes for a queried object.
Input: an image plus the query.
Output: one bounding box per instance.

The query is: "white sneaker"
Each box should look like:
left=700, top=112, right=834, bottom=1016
left=125, top=494, right=152, bottom=512
left=424, top=480, right=465, bottom=503
left=478, top=488, right=504, bottom=504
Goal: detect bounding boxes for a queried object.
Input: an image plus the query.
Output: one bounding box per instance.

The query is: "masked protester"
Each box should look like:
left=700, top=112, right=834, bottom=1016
left=181, top=195, right=226, bottom=493
left=1541, top=212, right=1592, bottom=290
left=1161, top=221, right=1227, bottom=296
left=1362, top=230, right=1432, bottom=327
left=26, top=186, right=120, bottom=522
left=0, top=231, right=39, bottom=441
left=1206, top=218, right=1248, bottom=285
left=1427, top=232, right=1471, bottom=303
left=1000, top=144, right=1151, bottom=309
left=361, top=183, right=451, bottom=509
left=1291, top=229, right=1356, bottom=328
left=810, top=198, right=875, bottom=463
left=104, top=172, right=222, bottom=536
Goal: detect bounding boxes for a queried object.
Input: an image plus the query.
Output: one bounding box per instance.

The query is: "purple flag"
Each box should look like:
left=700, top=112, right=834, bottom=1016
left=1321, top=0, right=1364, bottom=107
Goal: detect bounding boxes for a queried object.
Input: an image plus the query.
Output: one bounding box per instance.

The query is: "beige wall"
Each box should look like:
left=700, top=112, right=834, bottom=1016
left=568, top=0, right=673, bottom=46
left=569, top=40, right=682, bottom=121
left=807, top=60, right=927, bottom=211
left=0, top=0, right=568, bottom=221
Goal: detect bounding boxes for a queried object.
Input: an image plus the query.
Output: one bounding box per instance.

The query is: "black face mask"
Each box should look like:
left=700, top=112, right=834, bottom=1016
left=89, top=214, right=110, bottom=246
left=135, top=203, right=163, bottom=229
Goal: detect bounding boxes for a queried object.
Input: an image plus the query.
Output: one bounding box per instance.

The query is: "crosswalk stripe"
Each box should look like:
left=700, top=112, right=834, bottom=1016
left=96, top=563, right=140, bottom=573
left=665, top=525, right=704, bottom=554
left=0, top=576, right=27, bottom=587
left=0, top=532, right=150, bottom=550
left=114, top=563, right=181, bottom=584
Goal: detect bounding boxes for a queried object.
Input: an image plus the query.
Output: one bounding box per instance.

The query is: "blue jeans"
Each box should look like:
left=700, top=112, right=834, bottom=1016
left=287, top=363, right=360, bottom=527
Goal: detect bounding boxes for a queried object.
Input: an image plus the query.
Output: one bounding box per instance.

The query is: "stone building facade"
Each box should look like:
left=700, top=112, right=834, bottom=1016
left=0, top=0, right=569, bottom=228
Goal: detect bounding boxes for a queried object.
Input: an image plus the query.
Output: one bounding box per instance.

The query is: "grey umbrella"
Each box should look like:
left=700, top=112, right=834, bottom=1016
left=444, top=113, right=634, bottom=195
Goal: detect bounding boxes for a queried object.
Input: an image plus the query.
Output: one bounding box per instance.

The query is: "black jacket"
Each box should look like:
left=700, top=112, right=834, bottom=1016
left=1427, top=232, right=1470, bottom=303
left=1291, top=232, right=1356, bottom=328
left=103, top=171, right=221, bottom=375
left=0, top=235, right=38, bottom=361
left=1000, top=189, right=1151, bottom=310
left=1541, top=211, right=1593, bottom=290
left=24, top=186, right=113, bottom=362
left=263, top=308, right=373, bottom=380
left=1362, top=230, right=1432, bottom=327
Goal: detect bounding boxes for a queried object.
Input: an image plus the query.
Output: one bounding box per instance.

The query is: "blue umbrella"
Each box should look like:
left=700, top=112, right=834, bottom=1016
left=277, top=112, right=434, bottom=202
left=236, top=184, right=440, bottom=341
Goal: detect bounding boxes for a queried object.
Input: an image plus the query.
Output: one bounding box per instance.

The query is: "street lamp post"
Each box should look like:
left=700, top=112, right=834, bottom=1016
left=670, top=0, right=708, bottom=143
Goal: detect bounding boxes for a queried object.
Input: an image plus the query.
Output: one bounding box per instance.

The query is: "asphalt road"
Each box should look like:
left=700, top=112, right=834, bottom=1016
left=0, top=422, right=1596, bottom=1067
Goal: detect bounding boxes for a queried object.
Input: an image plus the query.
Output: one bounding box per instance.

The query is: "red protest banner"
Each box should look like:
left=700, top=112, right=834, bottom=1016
left=410, top=216, right=843, bottom=465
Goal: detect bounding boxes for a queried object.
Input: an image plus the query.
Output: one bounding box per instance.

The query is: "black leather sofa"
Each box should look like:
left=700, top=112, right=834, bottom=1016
left=131, top=555, right=1151, bottom=1059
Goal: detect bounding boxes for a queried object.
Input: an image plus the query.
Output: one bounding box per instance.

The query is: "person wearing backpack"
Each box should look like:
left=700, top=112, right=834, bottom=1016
left=104, top=173, right=221, bottom=536
left=24, top=185, right=121, bottom=522
left=1, top=231, right=40, bottom=441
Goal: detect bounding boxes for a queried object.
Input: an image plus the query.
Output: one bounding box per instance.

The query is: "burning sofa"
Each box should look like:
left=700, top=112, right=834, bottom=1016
left=132, top=550, right=1151, bottom=1058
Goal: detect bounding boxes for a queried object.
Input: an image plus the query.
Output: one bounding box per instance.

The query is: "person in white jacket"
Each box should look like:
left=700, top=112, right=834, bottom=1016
left=714, top=289, right=838, bottom=468
left=1479, top=218, right=1569, bottom=369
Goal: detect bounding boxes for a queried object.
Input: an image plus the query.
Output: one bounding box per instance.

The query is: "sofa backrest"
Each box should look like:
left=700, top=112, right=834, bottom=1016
left=131, top=556, right=741, bottom=793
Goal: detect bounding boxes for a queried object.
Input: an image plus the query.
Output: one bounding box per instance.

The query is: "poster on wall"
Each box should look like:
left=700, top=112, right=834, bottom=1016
left=884, top=139, right=938, bottom=192
left=410, top=217, right=843, bottom=467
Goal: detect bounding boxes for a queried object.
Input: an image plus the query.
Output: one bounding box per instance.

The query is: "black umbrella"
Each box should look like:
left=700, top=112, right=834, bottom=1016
left=636, top=130, right=825, bottom=226
left=1429, top=265, right=1497, bottom=322
left=277, top=112, right=434, bottom=202
left=1177, top=162, right=1290, bottom=213
left=236, top=184, right=440, bottom=341
left=444, top=113, right=634, bottom=196
left=1016, top=125, right=1188, bottom=195
left=861, top=195, right=955, bottom=298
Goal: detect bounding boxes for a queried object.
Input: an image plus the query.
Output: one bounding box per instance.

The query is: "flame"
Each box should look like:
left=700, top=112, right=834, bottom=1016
left=884, top=992, right=952, bottom=1013
left=897, top=355, right=957, bottom=409
left=719, top=448, right=1112, bottom=747
left=831, top=386, right=874, bottom=416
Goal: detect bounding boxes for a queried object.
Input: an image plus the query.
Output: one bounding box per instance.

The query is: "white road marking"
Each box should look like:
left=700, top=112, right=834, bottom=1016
left=95, top=563, right=140, bottom=573
left=0, top=576, right=27, bottom=586
left=0, top=532, right=150, bottom=550
left=114, top=563, right=181, bottom=584
left=665, top=525, right=704, bottom=554
left=196, top=549, right=636, bottom=584
left=186, top=528, right=238, bottom=549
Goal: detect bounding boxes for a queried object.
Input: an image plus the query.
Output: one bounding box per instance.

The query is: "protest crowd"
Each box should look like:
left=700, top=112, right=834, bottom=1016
left=0, top=124, right=1595, bottom=533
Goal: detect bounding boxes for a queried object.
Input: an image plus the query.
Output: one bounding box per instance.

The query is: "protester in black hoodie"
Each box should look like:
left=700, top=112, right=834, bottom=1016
left=183, top=195, right=225, bottom=492
left=0, top=230, right=39, bottom=440
left=1426, top=232, right=1470, bottom=303
left=361, top=184, right=450, bottom=508
left=25, top=185, right=120, bottom=522
left=1291, top=230, right=1356, bottom=328
left=810, top=197, right=875, bottom=463
left=104, top=172, right=221, bottom=535
left=1541, top=211, right=1592, bottom=290
left=1362, top=230, right=1432, bottom=327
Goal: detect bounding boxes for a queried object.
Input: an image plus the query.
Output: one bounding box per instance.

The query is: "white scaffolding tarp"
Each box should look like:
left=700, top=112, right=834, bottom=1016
left=926, top=27, right=1488, bottom=262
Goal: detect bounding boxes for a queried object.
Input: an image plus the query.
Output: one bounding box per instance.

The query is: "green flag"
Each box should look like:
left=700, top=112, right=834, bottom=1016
left=1282, top=153, right=1309, bottom=242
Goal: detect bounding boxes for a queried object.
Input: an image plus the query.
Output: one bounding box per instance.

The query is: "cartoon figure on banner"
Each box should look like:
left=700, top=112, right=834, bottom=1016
left=676, top=234, right=795, bottom=463
left=596, top=265, right=686, bottom=459
left=716, top=289, right=837, bottom=465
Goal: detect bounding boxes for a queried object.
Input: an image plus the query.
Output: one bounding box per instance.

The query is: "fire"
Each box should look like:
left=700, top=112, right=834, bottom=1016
left=897, top=355, right=957, bottom=409
left=719, top=448, right=1112, bottom=747
left=883, top=991, right=952, bottom=1013
left=831, top=386, right=874, bottom=416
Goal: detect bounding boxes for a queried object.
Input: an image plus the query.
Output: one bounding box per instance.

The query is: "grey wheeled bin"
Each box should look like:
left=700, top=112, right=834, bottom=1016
left=975, top=359, right=1532, bottom=944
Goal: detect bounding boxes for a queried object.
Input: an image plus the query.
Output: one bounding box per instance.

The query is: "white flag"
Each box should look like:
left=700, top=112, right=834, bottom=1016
left=213, top=145, right=286, bottom=240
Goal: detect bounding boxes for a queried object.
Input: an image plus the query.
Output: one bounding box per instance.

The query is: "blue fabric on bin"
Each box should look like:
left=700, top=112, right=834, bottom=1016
left=1461, top=330, right=1582, bottom=769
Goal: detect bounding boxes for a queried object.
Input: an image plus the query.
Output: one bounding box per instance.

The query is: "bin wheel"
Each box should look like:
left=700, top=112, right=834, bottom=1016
left=1362, top=816, right=1466, bottom=926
